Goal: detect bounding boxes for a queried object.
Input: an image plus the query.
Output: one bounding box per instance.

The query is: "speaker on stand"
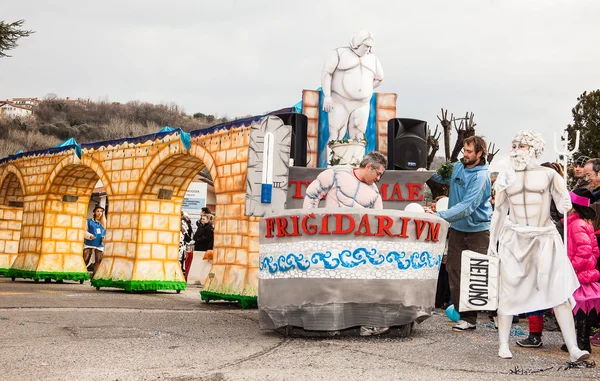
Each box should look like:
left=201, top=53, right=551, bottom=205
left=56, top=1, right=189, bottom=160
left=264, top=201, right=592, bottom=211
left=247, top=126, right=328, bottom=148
left=387, top=118, right=428, bottom=170
left=272, top=112, right=308, bottom=167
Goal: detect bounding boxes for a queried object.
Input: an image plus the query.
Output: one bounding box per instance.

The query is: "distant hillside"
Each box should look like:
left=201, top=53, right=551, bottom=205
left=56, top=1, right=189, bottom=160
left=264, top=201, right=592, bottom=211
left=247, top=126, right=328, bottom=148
left=0, top=99, right=230, bottom=158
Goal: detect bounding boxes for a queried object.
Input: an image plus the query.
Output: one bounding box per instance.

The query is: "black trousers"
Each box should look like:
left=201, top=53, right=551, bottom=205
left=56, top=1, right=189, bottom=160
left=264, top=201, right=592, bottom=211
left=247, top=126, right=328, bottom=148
left=446, top=228, right=490, bottom=325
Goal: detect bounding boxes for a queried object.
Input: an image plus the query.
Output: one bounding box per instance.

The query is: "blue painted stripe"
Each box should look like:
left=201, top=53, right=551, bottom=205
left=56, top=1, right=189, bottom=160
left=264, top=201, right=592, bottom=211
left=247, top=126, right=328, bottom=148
left=318, top=89, right=328, bottom=168
left=366, top=94, right=377, bottom=154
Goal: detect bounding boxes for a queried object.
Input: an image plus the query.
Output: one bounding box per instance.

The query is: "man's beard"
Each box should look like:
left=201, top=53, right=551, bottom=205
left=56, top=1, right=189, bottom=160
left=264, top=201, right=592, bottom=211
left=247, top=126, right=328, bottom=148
left=510, top=150, right=535, bottom=170
left=463, top=156, right=478, bottom=166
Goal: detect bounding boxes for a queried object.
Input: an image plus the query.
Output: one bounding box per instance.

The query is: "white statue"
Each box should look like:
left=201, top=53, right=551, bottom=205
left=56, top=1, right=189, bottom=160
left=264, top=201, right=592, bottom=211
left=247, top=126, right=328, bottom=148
left=489, top=131, right=588, bottom=361
left=321, top=30, right=384, bottom=141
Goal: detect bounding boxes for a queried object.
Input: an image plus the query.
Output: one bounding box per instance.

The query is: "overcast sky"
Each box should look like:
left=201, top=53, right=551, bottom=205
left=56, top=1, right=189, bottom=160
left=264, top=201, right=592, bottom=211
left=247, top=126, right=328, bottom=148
left=2, top=0, right=600, bottom=161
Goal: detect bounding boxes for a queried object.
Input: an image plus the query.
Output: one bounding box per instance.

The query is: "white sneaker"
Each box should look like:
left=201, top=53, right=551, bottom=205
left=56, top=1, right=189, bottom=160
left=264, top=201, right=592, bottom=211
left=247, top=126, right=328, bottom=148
left=452, top=320, right=476, bottom=331
left=360, top=326, right=390, bottom=336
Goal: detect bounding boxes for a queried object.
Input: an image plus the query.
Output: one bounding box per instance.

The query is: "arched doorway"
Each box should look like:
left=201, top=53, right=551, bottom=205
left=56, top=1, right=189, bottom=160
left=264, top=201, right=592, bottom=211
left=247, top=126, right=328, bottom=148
left=0, top=171, right=24, bottom=275
left=9, top=162, right=104, bottom=282
left=92, top=152, right=209, bottom=291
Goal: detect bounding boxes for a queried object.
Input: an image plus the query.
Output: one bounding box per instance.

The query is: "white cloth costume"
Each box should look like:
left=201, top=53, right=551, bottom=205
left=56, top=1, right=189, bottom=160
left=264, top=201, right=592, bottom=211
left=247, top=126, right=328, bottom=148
left=492, top=166, right=579, bottom=315
left=489, top=131, right=588, bottom=361
left=303, top=166, right=382, bottom=209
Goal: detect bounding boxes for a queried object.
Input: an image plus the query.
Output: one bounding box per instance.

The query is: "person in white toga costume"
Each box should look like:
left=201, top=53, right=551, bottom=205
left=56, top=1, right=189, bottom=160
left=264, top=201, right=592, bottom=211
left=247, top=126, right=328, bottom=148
left=489, top=130, right=589, bottom=361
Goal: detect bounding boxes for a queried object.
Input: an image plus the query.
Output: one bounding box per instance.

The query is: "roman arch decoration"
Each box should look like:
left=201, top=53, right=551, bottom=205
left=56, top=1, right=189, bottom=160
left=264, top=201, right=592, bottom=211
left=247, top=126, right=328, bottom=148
left=0, top=87, right=398, bottom=306
left=0, top=121, right=261, bottom=304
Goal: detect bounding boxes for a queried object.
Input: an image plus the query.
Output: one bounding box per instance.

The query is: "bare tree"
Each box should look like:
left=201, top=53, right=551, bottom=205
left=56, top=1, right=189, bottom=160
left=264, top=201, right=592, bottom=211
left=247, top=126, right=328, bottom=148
left=426, top=109, right=498, bottom=200
left=437, top=108, right=452, bottom=160
left=487, top=142, right=500, bottom=164
left=426, top=125, right=441, bottom=169
left=450, top=112, right=476, bottom=163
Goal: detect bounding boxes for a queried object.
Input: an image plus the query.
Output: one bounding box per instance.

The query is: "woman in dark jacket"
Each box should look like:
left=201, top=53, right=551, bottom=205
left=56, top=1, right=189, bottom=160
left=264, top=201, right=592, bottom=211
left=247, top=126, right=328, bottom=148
left=194, top=214, right=214, bottom=251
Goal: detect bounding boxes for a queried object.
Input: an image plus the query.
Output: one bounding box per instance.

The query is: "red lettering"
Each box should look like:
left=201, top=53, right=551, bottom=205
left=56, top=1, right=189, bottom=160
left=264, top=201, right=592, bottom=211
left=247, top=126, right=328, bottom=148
left=319, top=214, right=332, bottom=235
left=332, top=214, right=356, bottom=235
left=289, top=180, right=304, bottom=199
left=289, top=180, right=322, bottom=200
left=379, top=183, right=389, bottom=201
left=374, top=215, right=394, bottom=237
left=301, top=213, right=317, bottom=235
left=289, top=215, right=301, bottom=237
left=397, top=217, right=411, bottom=238
left=426, top=221, right=441, bottom=242
left=276, top=217, right=290, bottom=237
left=390, top=183, right=405, bottom=201
left=414, top=219, right=428, bottom=240
left=355, top=214, right=374, bottom=236
left=265, top=218, right=275, bottom=238
left=407, top=183, right=423, bottom=201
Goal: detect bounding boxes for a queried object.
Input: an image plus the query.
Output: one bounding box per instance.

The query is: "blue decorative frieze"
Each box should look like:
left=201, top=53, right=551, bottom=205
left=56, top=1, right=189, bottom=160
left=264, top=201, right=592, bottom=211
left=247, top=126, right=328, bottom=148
left=259, top=248, right=442, bottom=275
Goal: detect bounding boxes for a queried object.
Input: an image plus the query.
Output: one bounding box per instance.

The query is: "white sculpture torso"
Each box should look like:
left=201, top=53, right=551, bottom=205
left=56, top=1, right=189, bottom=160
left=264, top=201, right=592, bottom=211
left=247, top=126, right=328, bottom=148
left=327, top=47, right=383, bottom=102
left=321, top=30, right=384, bottom=141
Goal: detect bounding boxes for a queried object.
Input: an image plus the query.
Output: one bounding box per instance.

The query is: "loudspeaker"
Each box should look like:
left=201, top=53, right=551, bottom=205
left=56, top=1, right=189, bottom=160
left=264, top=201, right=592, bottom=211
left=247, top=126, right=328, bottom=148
left=272, top=112, right=308, bottom=167
left=387, top=118, right=428, bottom=170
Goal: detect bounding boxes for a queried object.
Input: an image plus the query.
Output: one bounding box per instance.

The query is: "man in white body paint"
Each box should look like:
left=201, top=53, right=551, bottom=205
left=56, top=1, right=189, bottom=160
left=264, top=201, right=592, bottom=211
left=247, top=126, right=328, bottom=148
left=489, top=130, right=589, bottom=361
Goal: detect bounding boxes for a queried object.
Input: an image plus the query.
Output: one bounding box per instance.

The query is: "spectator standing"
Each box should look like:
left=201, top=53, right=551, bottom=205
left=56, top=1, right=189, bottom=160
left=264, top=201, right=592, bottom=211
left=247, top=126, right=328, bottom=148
left=427, top=136, right=493, bottom=332
left=564, top=188, right=600, bottom=352
left=83, top=205, right=106, bottom=279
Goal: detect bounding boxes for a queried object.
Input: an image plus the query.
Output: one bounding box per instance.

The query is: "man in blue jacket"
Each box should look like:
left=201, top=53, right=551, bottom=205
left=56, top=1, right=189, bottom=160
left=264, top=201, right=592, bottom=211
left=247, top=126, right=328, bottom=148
left=428, top=136, right=493, bottom=331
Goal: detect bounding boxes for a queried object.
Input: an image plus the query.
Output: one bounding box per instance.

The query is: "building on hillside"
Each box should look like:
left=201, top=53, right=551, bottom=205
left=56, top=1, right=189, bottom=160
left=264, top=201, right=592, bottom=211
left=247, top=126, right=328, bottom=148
left=0, top=101, right=34, bottom=117
left=10, top=97, right=39, bottom=107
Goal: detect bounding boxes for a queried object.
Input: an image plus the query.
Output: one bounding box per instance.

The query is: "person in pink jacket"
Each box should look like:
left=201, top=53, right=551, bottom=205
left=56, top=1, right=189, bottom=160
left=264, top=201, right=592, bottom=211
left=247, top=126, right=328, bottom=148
left=566, top=187, right=600, bottom=353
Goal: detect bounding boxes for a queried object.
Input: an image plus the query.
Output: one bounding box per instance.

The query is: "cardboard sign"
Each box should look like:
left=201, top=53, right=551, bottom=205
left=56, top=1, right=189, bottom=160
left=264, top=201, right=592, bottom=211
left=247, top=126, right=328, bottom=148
left=459, top=250, right=499, bottom=311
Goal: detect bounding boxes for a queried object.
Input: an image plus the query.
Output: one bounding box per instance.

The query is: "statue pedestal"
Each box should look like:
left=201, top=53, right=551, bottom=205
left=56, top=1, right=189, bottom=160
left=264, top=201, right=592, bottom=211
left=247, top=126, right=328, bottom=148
left=258, top=208, right=449, bottom=332
left=328, top=140, right=366, bottom=167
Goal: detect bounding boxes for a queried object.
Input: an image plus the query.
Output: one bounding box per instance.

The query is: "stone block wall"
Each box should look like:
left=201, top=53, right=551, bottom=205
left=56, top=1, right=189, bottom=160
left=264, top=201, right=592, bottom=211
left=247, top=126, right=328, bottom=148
left=376, top=93, right=397, bottom=157
left=0, top=206, right=23, bottom=273
left=193, top=125, right=260, bottom=295
left=302, top=90, right=320, bottom=168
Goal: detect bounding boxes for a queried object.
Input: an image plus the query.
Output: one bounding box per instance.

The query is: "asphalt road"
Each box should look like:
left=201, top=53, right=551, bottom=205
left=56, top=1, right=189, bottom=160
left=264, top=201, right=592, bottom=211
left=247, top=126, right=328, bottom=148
left=0, top=277, right=598, bottom=381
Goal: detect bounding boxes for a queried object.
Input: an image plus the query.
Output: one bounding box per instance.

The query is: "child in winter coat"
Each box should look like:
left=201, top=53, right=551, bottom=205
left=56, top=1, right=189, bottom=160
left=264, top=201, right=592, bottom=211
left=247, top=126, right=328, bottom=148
left=565, top=188, right=600, bottom=352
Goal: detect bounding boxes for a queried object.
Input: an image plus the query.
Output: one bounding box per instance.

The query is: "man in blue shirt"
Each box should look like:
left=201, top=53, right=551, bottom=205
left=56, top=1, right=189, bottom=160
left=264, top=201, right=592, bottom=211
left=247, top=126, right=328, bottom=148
left=428, top=136, right=493, bottom=331
left=83, top=205, right=106, bottom=278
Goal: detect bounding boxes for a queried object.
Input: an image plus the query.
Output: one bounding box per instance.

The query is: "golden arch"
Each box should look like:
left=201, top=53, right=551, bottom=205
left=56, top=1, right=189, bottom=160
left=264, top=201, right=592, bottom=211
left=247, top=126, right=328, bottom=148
left=135, top=142, right=218, bottom=196
left=0, top=164, right=27, bottom=197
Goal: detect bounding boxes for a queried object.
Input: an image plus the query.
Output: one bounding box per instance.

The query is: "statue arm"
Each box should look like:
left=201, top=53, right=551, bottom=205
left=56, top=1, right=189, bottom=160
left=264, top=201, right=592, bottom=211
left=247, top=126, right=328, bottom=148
left=488, top=188, right=508, bottom=256
left=321, top=50, right=340, bottom=112
left=372, top=57, right=384, bottom=89
left=550, top=171, right=572, bottom=215
left=303, top=169, right=334, bottom=209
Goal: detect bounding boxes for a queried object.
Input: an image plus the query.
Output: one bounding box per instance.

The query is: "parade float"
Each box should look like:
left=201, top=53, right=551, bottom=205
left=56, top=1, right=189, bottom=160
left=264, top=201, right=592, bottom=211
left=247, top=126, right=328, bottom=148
left=0, top=31, right=448, bottom=333
left=244, top=30, right=450, bottom=335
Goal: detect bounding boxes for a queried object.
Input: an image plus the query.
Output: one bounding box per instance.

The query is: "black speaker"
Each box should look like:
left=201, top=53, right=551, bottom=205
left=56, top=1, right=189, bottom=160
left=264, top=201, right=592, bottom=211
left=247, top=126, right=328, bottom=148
left=387, top=118, right=428, bottom=170
left=272, top=112, right=308, bottom=167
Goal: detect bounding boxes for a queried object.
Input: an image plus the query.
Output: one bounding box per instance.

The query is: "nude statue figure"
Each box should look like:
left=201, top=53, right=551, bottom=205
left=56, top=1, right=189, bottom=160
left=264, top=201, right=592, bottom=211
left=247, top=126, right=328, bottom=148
left=321, top=30, right=384, bottom=141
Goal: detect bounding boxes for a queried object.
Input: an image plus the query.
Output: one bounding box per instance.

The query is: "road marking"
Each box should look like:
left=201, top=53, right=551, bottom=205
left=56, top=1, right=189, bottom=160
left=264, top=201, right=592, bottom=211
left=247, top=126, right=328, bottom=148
left=0, top=292, right=33, bottom=295
left=39, top=290, right=62, bottom=293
